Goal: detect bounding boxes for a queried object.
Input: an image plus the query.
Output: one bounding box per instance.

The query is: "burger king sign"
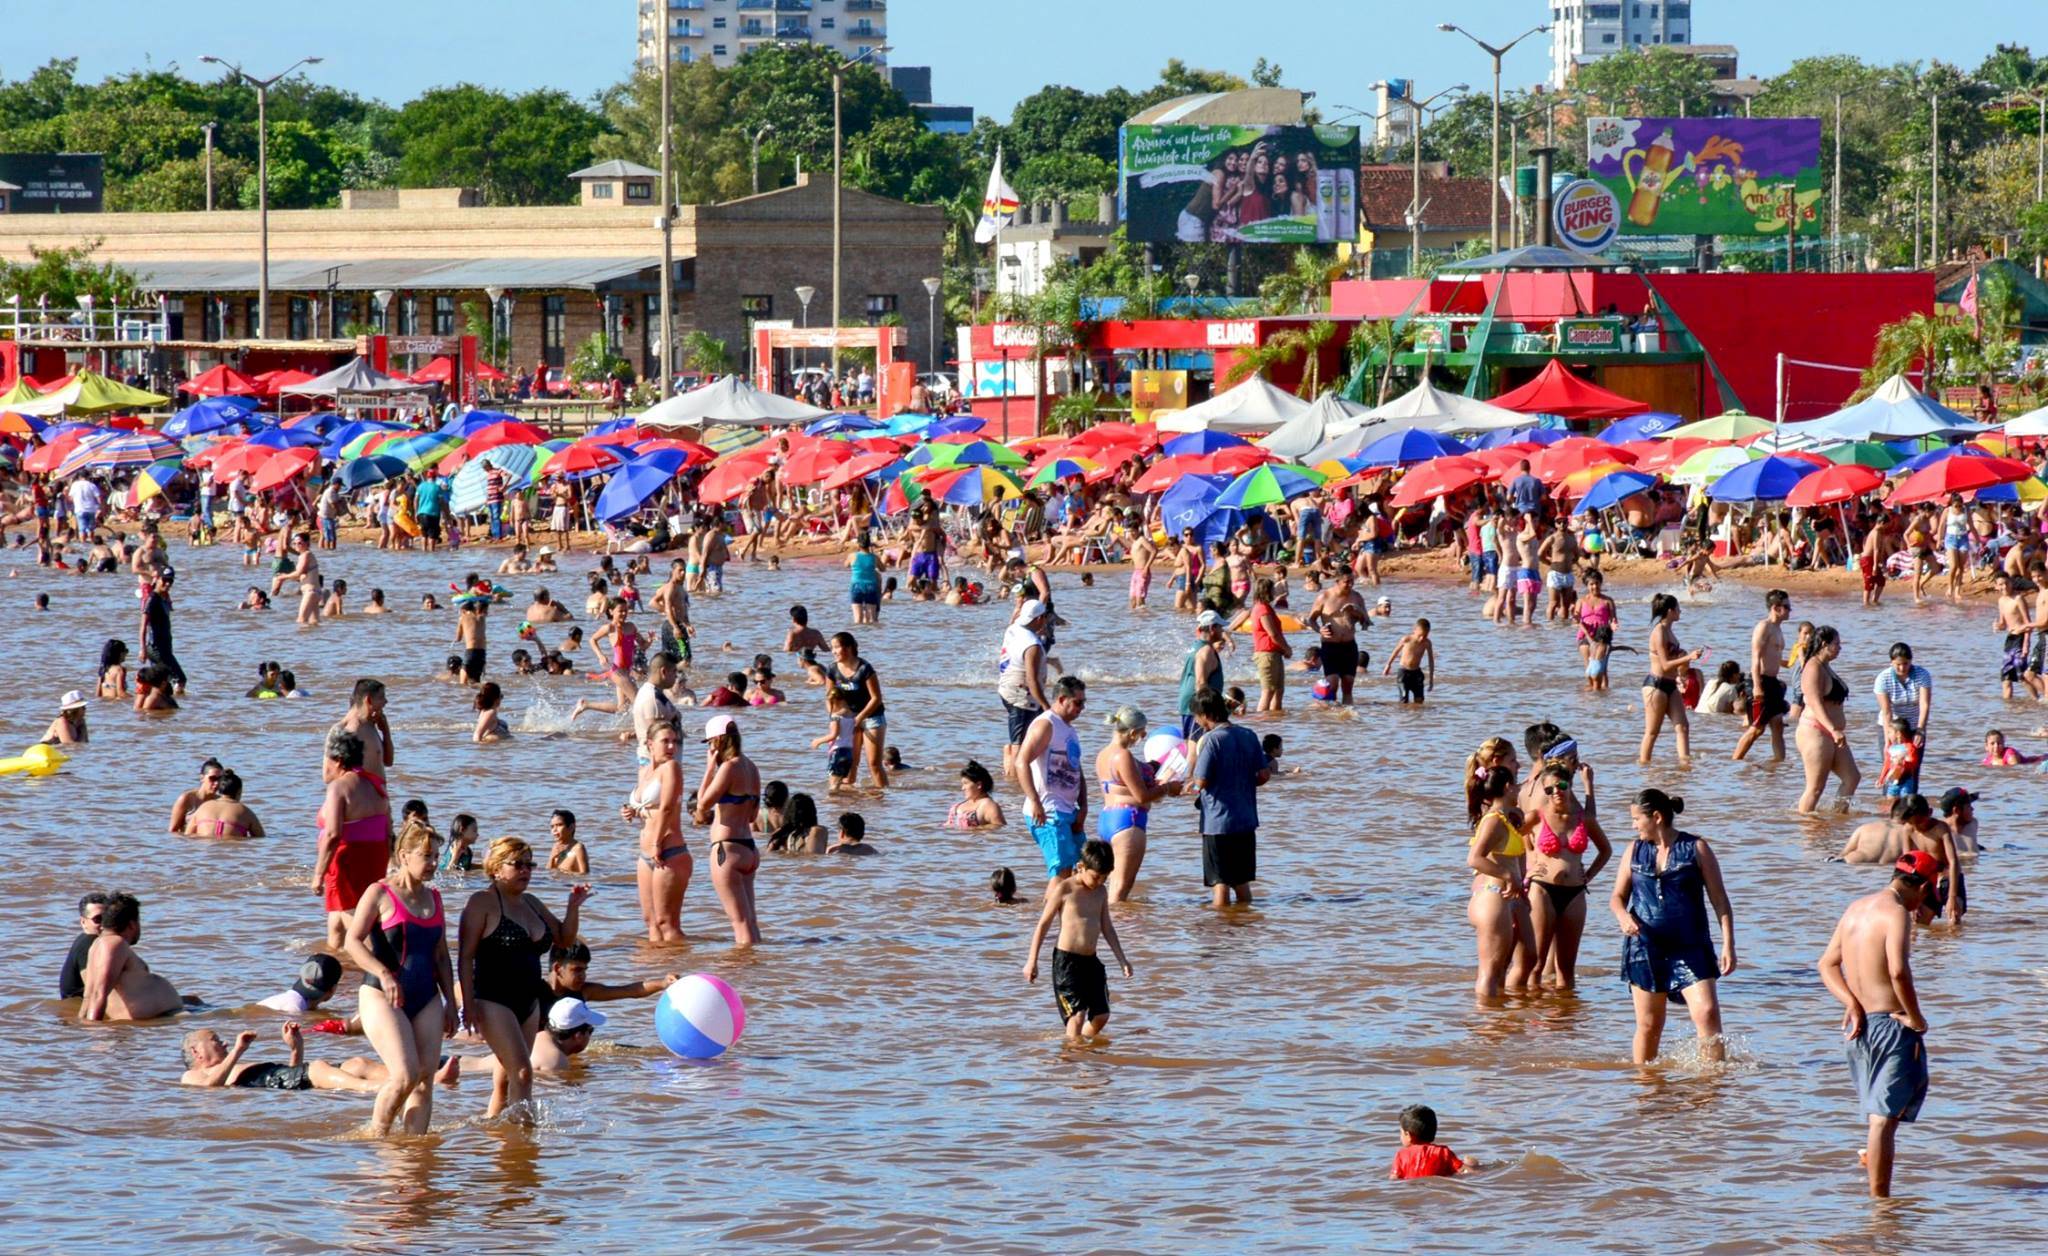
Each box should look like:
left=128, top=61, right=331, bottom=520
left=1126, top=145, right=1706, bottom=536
left=1553, top=179, right=1620, bottom=254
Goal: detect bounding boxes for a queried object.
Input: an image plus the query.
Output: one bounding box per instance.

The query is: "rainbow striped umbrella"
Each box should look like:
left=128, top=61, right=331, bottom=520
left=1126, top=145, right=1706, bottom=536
left=1027, top=456, right=1101, bottom=487
left=917, top=464, right=1024, bottom=506
left=925, top=438, right=1026, bottom=469
left=58, top=429, right=182, bottom=477
left=380, top=430, right=464, bottom=473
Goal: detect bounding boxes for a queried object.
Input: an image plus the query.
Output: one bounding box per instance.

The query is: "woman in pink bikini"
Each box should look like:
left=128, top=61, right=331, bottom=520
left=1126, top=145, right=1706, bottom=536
left=1525, top=762, right=1613, bottom=990
left=946, top=760, right=1006, bottom=830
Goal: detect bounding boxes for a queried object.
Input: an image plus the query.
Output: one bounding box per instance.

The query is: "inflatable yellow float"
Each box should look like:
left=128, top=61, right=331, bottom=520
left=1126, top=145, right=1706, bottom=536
left=0, top=744, right=67, bottom=776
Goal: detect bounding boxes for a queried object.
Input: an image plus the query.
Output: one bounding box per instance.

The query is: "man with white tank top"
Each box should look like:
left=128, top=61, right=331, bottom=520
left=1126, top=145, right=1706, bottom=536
left=1018, top=675, right=1088, bottom=885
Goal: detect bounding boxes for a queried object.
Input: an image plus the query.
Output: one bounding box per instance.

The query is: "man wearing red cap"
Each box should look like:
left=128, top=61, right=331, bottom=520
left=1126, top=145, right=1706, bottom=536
left=1817, top=853, right=1936, bottom=1198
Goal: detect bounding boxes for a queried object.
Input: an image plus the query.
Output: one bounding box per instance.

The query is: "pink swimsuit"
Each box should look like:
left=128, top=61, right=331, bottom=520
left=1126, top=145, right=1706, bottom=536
left=1534, top=814, right=1589, bottom=857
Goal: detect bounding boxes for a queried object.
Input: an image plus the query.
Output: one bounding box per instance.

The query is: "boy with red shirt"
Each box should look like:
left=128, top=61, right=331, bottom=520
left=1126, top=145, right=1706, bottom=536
left=1390, top=1105, right=1468, bottom=1180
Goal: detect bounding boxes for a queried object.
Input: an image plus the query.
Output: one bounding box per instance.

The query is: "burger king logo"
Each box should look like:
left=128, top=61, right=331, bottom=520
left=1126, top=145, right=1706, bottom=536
left=1553, top=179, right=1620, bottom=253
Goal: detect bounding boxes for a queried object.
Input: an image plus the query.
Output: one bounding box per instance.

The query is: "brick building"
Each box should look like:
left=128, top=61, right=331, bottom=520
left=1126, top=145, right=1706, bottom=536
left=0, top=171, right=943, bottom=385
left=1358, top=163, right=1494, bottom=254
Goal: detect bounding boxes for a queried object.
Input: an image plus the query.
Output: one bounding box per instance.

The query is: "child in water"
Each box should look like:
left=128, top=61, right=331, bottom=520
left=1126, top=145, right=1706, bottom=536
left=1022, top=838, right=1132, bottom=1042
left=991, top=867, right=1019, bottom=904
left=1880, top=715, right=1921, bottom=797
left=812, top=687, right=857, bottom=795
left=1389, top=1105, right=1468, bottom=1179
left=1981, top=729, right=2044, bottom=767
left=828, top=812, right=876, bottom=856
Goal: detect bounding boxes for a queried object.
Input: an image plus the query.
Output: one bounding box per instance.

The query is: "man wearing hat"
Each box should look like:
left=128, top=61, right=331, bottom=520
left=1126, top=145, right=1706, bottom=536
left=998, top=599, right=1053, bottom=780
left=1017, top=676, right=1089, bottom=883
left=1818, top=852, right=1936, bottom=1198
left=1936, top=788, right=1980, bottom=855
left=1177, top=611, right=1228, bottom=737
left=43, top=690, right=89, bottom=745
left=532, top=998, right=607, bottom=1071
left=259, top=954, right=346, bottom=1019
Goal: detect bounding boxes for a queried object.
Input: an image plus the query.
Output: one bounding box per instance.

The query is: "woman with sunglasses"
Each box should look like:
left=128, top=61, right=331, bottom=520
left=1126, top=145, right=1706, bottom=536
left=457, top=837, right=587, bottom=1120
left=1525, top=763, right=1613, bottom=991
left=1611, top=788, right=1735, bottom=1064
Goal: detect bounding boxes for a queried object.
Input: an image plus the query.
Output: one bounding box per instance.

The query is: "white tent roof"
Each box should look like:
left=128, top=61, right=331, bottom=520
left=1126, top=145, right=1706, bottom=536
left=1799, top=373, right=1981, bottom=442
left=1256, top=391, right=1369, bottom=459
left=278, top=357, right=417, bottom=396
left=636, top=376, right=827, bottom=430
left=1156, top=375, right=1311, bottom=434
left=2005, top=401, right=2048, bottom=438
left=1352, top=380, right=1525, bottom=435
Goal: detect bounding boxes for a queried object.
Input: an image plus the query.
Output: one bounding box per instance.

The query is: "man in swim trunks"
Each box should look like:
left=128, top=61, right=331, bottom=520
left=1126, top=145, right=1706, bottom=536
left=1018, top=676, right=1089, bottom=884
left=909, top=505, right=947, bottom=590
left=454, top=596, right=488, bottom=684
left=1306, top=568, right=1369, bottom=704
left=1509, top=512, right=1544, bottom=624
left=1538, top=522, right=1580, bottom=622
left=1818, top=853, right=1934, bottom=1198
left=1859, top=514, right=1898, bottom=607
left=180, top=1022, right=386, bottom=1093
left=1732, top=589, right=1792, bottom=762
left=329, top=679, right=394, bottom=786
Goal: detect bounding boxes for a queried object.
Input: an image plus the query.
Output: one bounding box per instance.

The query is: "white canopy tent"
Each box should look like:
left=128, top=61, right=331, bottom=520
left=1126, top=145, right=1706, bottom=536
left=2004, top=401, right=2048, bottom=438
left=1352, top=380, right=1525, bottom=435
left=1155, top=375, right=1311, bottom=434
left=1256, top=391, right=1370, bottom=459
left=636, top=376, right=828, bottom=430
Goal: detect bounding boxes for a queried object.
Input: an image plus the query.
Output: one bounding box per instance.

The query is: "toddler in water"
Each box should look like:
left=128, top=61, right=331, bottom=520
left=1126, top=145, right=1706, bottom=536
left=991, top=867, right=1019, bottom=904
left=1881, top=715, right=1922, bottom=797
left=1389, top=1105, right=1468, bottom=1180
left=1982, top=729, right=2045, bottom=767
left=812, top=688, right=858, bottom=794
left=443, top=813, right=478, bottom=872
left=1261, top=733, right=1298, bottom=777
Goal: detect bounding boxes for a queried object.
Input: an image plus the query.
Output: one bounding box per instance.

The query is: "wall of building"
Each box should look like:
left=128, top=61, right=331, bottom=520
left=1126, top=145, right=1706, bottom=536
left=637, top=0, right=891, bottom=71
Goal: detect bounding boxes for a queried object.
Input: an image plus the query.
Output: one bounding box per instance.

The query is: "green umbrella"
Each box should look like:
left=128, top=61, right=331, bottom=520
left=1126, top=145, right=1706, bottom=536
left=381, top=431, right=463, bottom=473
left=1820, top=440, right=1905, bottom=470
left=1214, top=462, right=1327, bottom=510
left=924, top=438, right=1027, bottom=469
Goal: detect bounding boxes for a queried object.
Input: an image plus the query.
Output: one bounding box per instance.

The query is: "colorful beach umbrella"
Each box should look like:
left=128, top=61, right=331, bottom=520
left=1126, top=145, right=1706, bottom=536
left=380, top=431, right=464, bottom=473
left=926, top=438, right=1026, bottom=469
left=462, top=419, right=550, bottom=455
left=1214, top=462, right=1324, bottom=510
left=450, top=445, right=541, bottom=513
left=1670, top=444, right=1753, bottom=486
left=336, top=453, right=411, bottom=490
left=1785, top=463, right=1885, bottom=508
left=1343, top=427, right=1472, bottom=471
left=1027, top=456, right=1101, bottom=487
left=248, top=446, right=319, bottom=492
left=324, top=419, right=410, bottom=459
left=1888, top=454, right=2035, bottom=506
left=819, top=449, right=904, bottom=491
left=1663, top=411, right=1775, bottom=442
left=123, top=459, right=184, bottom=507
left=1531, top=437, right=1639, bottom=483
left=1573, top=469, right=1661, bottom=514
left=0, top=411, right=49, bottom=437
left=1706, top=454, right=1821, bottom=502
left=919, top=464, right=1024, bottom=506
left=595, top=449, right=690, bottom=522
left=1820, top=441, right=1906, bottom=470
left=59, top=429, right=180, bottom=477
left=1555, top=460, right=1636, bottom=499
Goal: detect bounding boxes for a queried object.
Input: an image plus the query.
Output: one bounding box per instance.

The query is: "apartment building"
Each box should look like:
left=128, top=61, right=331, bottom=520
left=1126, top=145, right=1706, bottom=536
left=636, top=0, right=888, bottom=69
left=1549, top=0, right=1693, bottom=88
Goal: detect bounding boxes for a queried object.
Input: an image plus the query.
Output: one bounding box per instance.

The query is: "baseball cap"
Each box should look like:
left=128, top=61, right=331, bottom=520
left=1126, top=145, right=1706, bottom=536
left=1018, top=598, right=1048, bottom=622
left=1893, top=850, right=1941, bottom=883
left=1937, top=787, right=1980, bottom=814
left=1374, top=596, right=1393, bottom=608
left=546, top=998, right=608, bottom=1034
left=59, top=689, right=87, bottom=710
left=702, top=713, right=737, bottom=741
left=1195, top=609, right=1224, bottom=630
left=1105, top=705, right=1148, bottom=733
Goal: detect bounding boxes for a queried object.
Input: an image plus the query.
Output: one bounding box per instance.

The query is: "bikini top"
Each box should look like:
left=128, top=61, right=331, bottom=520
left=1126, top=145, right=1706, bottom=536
left=947, top=799, right=987, bottom=829
left=1478, top=811, right=1525, bottom=859
left=1578, top=598, right=1615, bottom=628
left=1534, top=813, right=1588, bottom=857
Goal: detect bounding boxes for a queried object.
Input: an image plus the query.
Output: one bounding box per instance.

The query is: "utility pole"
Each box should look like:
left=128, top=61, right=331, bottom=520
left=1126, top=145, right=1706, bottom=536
left=200, top=54, right=323, bottom=341
left=1832, top=94, right=1842, bottom=273
left=1439, top=23, right=1549, bottom=253
left=202, top=122, right=216, bottom=211
left=658, top=13, right=674, bottom=399
left=751, top=124, right=774, bottom=196
left=1930, top=92, right=1940, bottom=266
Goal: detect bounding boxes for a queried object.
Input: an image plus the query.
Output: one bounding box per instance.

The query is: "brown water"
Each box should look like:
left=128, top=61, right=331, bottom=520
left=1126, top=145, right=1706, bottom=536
left=11, top=544, right=2046, bottom=1251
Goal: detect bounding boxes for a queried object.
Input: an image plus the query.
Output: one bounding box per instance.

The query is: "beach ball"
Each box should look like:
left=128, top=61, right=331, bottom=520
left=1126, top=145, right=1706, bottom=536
left=1311, top=677, right=1337, bottom=703
left=655, top=973, right=746, bottom=1059
left=1142, top=732, right=1192, bottom=783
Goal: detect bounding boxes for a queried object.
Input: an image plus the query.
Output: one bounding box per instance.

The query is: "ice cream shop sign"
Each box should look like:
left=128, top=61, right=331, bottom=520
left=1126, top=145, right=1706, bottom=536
left=1553, top=180, right=1620, bottom=254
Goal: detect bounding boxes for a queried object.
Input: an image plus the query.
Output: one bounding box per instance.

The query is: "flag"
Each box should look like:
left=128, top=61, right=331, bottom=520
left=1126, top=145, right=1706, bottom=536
left=974, top=146, right=1019, bottom=244
left=1958, top=271, right=1979, bottom=318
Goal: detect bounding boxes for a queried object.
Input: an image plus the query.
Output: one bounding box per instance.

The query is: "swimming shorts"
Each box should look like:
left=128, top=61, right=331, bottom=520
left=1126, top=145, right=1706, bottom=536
left=1254, top=650, right=1284, bottom=693
left=1644, top=674, right=1678, bottom=697
left=1320, top=639, right=1360, bottom=678
left=1130, top=567, right=1152, bottom=601
left=1846, top=1012, right=1928, bottom=1122
left=1098, top=805, right=1149, bottom=838
left=1858, top=553, right=1886, bottom=593
left=1748, top=673, right=1788, bottom=725
left=234, top=1062, right=313, bottom=1091
left=419, top=514, right=443, bottom=543
left=828, top=747, right=854, bottom=779
left=1002, top=699, right=1041, bottom=746
left=1481, top=553, right=1500, bottom=577
left=2001, top=633, right=2027, bottom=683
left=1028, top=811, right=1083, bottom=879
left=462, top=648, right=486, bottom=683
left=1201, top=829, right=1257, bottom=888
left=1397, top=666, right=1426, bottom=704
left=1547, top=570, right=1575, bottom=592
left=849, top=583, right=881, bottom=608
left=1514, top=569, right=1540, bottom=596
left=910, top=552, right=941, bottom=584
left=1051, top=948, right=1110, bottom=1023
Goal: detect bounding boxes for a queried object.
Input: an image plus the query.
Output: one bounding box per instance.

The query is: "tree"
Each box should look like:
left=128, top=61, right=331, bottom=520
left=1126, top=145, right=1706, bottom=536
left=1574, top=47, right=1716, bottom=119
left=1222, top=319, right=1336, bottom=396
left=0, top=241, right=144, bottom=309
left=678, top=329, right=732, bottom=375
left=1257, top=247, right=1343, bottom=315
left=391, top=85, right=604, bottom=206
left=111, top=154, right=252, bottom=212
left=462, top=300, right=508, bottom=369
left=568, top=331, right=631, bottom=384
left=592, top=63, right=750, bottom=204
left=1976, top=43, right=2047, bottom=92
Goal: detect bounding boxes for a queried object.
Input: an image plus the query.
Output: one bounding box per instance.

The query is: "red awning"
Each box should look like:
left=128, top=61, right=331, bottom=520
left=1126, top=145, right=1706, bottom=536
left=1491, top=359, right=1651, bottom=419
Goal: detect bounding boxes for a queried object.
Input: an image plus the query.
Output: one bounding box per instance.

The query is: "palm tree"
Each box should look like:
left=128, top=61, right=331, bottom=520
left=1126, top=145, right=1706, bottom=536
left=1222, top=319, right=1337, bottom=397
left=1258, top=247, right=1345, bottom=315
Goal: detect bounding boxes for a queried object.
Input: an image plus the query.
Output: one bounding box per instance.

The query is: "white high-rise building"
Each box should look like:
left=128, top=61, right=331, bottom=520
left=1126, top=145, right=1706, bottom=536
left=636, top=0, right=889, bottom=71
left=1548, top=1, right=1692, bottom=89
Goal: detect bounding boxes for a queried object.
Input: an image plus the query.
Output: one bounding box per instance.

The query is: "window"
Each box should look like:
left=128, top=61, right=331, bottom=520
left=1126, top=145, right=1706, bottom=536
left=1601, top=32, right=1615, bottom=43
left=433, top=295, right=456, bottom=336
left=397, top=296, right=418, bottom=336
left=591, top=181, right=615, bottom=199
left=1652, top=33, right=1661, bottom=42
left=676, top=257, right=696, bottom=292
left=245, top=298, right=261, bottom=336
left=1631, top=2, right=1639, bottom=14
left=820, top=15, right=833, bottom=26
left=713, top=15, right=725, bottom=25
left=643, top=293, right=661, bottom=375
left=1632, top=33, right=1642, bottom=42
left=713, top=44, right=727, bottom=55
left=1669, top=31, right=1686, bottom=42
left=288, top=297, right=310, bottom=341
left=202, top=299, right=222, bottom=342
left=862, top=293, right=896, bottom=321
left=1588, top=3, right=1619, bottom=17
left=626, top=181, right=652, bottom=202
left=741, top=294, right=773, bottom=318
left=543, top=295, right=566, bottom=367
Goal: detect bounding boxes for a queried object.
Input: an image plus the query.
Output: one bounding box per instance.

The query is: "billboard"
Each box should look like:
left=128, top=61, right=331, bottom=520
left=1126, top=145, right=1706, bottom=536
left=1130, top=369, right=1188, bottom=423
left=1120, top=124, right=1359, bottom=245
left=0, top=153, right=105, bottom=213
left=1585, top=117, right=1821, bottom=237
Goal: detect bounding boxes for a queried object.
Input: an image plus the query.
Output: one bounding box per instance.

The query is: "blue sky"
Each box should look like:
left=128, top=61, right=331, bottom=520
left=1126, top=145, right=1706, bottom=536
left=4, top=0, right=2026, bottom=120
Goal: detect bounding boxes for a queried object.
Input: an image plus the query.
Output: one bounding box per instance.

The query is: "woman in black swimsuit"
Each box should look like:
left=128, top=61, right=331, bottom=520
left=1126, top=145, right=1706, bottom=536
left=1794, top=624, right=1862, bottom=813
left=827, top=631, right=889, bottom=788
left=1639, top=593, right=1703, bottom=767
left=695, top=714, right=763, bottom=944
left=458, top=837, right=588, bottom=1119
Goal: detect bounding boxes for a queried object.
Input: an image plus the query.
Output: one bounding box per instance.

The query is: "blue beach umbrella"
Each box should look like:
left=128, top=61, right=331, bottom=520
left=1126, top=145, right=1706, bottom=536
left=591, top=415, right=638, bottom=438
left=1343, top=426, right=1472, bottom=471
left=1598, top=411, right=1684, bottom=443
left=924, top=415, right=987, bottom=438
left=450, top=444, right=541, bottom=513
left=883, top=411, right=938, bottom=437
left=805, top=413, right=883, bottom=437
left=1162, top=429, right=1250, bottom=456
left=596, top=448, right=690, bottom=522
left=1890, top=442, right=1994, bottom=477
left=1706, top=454, right=1820, bottom=503
left=162, top=395, right=259, bottom=439
left=244, top=425, right=327, bottom=451
left=1158, top=472, right=1234, bottom=540
left=336, top=453, right=411, bottom=490
left=1573, top=469, right=1661, bottom=514
left=439, top=409, right=520, bottom=437
left=321, top=418, right=410, bottom=459
left=279, top=410, right=344, bottom=433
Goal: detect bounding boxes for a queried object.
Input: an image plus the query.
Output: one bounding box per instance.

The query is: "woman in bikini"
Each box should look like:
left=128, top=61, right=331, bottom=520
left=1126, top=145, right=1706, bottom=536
left=1639, top=593, right=1703, bottom=767
left=457, top=837, right=586, bottom=1120
left=946, top=760, right=1006, bottom=831
left=1094, top=706, right=1182, bottom=903
left=1467, top=765, right=1535, bottom=1000
left=622, top=722, right=690, bottom=942
left=1794, top=624, right=1862, bottom=814
left=694, top=714, right=763, bottom=945
left=345, top=818, right=455, bottom=1137
left=183, top=769, right=265, bottom=837
left=1464, top=736, right=1520, bottom=827
left=1576, top=571, right=1618, bottom=688
left=1525, top=762, right=1613, bottom=991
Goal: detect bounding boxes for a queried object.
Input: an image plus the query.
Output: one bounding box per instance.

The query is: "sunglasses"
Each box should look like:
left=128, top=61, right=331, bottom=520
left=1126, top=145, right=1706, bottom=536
left=510, top=860, right=536, bottom=871
left=1543, top=785, right=1571, bottom=797
left=85, top=913, right=103, bottom=925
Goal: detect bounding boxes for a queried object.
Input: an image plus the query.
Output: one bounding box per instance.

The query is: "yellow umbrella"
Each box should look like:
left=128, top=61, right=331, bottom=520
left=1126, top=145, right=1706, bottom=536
left=1662, top=410, right=1775, bottom=442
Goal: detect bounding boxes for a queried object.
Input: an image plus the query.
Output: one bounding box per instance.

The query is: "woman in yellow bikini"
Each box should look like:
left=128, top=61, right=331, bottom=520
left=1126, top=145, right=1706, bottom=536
left=1467, top=765, right=1535, bottom=1000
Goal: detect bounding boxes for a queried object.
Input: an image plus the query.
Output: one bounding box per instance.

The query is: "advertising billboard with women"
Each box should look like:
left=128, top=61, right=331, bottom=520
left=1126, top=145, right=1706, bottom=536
left=1120, top=124, right=1360, bottom=245
left=1585, top=116, right=1822, bottom=237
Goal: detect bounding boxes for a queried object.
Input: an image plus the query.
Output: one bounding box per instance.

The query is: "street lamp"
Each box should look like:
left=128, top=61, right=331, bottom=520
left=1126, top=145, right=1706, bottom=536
left=1438, top=23, right=1548, bottom=252
left=752, top=123, right=775, bottom=196
left=657, top=11, right=674, bottom=398
left=1372, top=82, right=1468, bottom=274
left=485, top=286, right=505, bottom=369
left=199, top=54, right=324, bottom=340
left=374, top=289, right=396, bottom=335
left=794, top=284, right=816, bottom=381
left=1182, top=273, right=1201, bottom=309
left=921, top=276, right=941, bottom=377
left=831, top=44, right=892, bottom=385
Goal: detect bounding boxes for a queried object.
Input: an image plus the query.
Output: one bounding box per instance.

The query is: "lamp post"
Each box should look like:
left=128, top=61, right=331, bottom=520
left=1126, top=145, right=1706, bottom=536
left=1438, top=23, right=1548, bottom=252
left=374, top=289, right=395, bottom=336
left=794, top=283, right=815, bottom=384
left=484, top=286, right=505, bottom=370
left=921, top=276, right=941, bottom=377
left=202, top=121, right=217, bottom=211
left=752, top=124, right=775, bottom=196
left=199, top=54, right=324, bottom=340
left=657, top=12, right=674, bottom=398
left=831, top=44, right=892, bottom=386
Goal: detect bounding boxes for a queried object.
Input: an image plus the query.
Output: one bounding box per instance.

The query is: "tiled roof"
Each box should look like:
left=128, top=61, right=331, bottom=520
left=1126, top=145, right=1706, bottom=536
left=1358, top=166, right=1495, bottom=232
